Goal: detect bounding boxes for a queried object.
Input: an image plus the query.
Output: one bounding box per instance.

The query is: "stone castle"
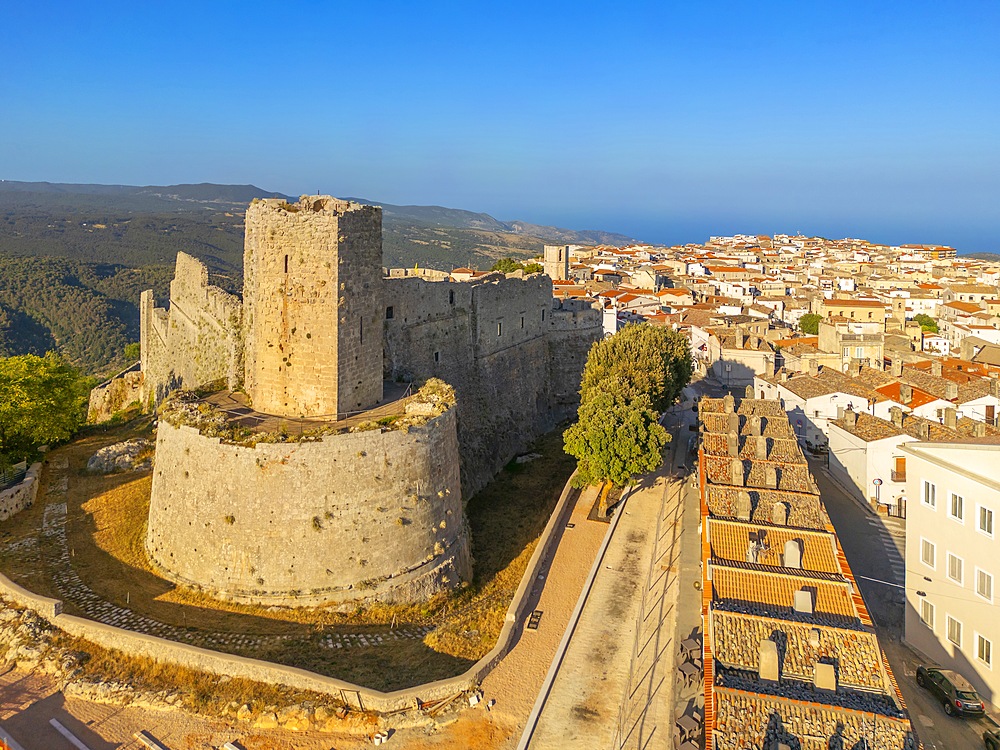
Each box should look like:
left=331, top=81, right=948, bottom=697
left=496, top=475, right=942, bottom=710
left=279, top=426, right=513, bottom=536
left=93, top=196, right=601, bottom=605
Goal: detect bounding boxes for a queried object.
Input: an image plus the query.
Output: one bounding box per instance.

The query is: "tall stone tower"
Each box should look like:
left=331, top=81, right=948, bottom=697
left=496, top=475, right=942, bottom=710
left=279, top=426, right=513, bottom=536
left=543, top=244, right=571, bottom=281
left=243, top=196, right=384, bottom=418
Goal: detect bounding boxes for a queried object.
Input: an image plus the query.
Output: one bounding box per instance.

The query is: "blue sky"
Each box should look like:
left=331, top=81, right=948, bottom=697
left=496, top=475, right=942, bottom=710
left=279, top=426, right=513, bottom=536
left=2, top=2, right=998, bottom=250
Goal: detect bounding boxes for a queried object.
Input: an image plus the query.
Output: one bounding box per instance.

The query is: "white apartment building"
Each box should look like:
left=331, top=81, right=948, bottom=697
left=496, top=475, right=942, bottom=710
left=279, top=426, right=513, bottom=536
left=903, top=442, right=1000, bottom=704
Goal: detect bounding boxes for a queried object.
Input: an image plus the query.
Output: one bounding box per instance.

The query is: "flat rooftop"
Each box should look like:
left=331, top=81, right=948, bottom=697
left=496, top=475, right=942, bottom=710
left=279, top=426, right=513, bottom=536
left=198, top=380, right=415, bottom=435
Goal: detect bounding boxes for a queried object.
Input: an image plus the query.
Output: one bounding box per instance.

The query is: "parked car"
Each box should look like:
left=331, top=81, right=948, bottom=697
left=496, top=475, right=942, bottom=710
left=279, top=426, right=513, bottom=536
left=916, top=666, right=987, bottom=717
left=984, top=726, right=1000, bottom=750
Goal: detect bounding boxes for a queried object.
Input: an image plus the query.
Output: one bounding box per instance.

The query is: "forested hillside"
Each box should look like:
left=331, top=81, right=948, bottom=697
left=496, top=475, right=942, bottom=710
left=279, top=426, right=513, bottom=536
left=0, top=182, right=635, bottom=376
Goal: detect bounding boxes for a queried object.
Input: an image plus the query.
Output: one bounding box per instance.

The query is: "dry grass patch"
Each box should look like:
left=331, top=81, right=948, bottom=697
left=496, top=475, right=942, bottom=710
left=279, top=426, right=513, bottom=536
left=425, top=429, right=576, bottom=659
left=0, top=412, right=575, bottom=689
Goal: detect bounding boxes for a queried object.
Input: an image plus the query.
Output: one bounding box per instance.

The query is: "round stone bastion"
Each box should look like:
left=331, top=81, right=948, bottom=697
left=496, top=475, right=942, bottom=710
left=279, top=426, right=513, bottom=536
left=145, top=408, right=470, bottom=606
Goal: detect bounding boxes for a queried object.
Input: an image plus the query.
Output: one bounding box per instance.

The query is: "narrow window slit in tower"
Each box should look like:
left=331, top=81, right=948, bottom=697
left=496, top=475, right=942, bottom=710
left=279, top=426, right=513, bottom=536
left=284, top=255, right=288, bottom=273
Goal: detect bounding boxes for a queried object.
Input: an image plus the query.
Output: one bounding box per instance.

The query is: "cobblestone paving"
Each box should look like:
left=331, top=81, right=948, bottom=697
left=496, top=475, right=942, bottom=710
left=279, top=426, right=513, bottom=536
left=22, top=459, right=431, bottom=653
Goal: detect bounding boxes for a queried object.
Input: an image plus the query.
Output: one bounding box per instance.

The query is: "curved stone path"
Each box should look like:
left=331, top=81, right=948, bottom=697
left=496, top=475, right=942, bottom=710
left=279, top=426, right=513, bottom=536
left=27, top=458, right=431, bottom=653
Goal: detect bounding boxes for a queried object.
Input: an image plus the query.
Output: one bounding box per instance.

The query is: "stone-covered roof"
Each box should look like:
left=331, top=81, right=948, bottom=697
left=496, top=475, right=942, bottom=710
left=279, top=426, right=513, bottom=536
left=900, top=367, right=993, bottom=403
left=707, top=518, right=840, bottom=573
left=711, top=564, right=857, bottom=623
left=712, top=610, right=886, bottom=690
left=698, top=394, right=916, bottom=749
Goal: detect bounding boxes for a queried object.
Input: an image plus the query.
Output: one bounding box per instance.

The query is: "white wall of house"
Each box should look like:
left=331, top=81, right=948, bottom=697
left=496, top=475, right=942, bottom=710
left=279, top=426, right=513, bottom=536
left=959, top=395, right=1000, bottom=425
left=904, top=443, right=1000, bottom=705
left=828, top=424, right=912, bottom=510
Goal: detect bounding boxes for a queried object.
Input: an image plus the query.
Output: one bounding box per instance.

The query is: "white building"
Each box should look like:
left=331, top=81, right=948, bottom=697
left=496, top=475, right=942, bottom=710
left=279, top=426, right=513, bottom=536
left=904, top=442, right=1000, bottom=705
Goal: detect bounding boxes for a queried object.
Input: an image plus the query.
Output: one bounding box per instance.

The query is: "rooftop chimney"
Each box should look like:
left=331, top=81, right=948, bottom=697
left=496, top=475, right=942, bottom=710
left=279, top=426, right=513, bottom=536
left=849, top=359, right=863, bottom=377
left=814, top=662, right=837, bottom=692
left=793, top=588, right=815, bottom=615
left=727, top=411, right=740, bottom=433
left=916, top=422, right=930, bottom=440
left=755, top=436, right=768, bottom=459
left=735, top=329, right=746, bottom=349
left=723, top=394, right=735, bottom=413
left=727, top=432, right=739, bottom=457
left=974, top=422, right=987, bottom=438
left=891, top=359, right=904, bottom=377
left=945, top=381, right=959, bottom=400
left=759, top=640, right=779, bottom=682
left=807, top=359, right=819, bottom=377
left=749, top=415, right=762, bottom=436
left=932, top=361, right=943, bottom=377
left=900, top=383, right=913, bottom=405
left=763, top=464, right=778, bottom=489
left=890, top=406, right=904, bottom=429
left=991, top=377, right=1000, bottom=399
left=745, top=385, right=755, bottom=398
left=731, top=459, right=745, bottom=486
left=844, top=409, right=858, bottom=428
left=944, top=407, right=958, bottom=430
left=736, top=490, right=752, bottom=520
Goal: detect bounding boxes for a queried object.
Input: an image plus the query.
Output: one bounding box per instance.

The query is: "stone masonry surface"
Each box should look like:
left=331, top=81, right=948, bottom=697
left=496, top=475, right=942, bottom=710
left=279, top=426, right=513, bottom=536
left=146, top=411, right=470, bottom=606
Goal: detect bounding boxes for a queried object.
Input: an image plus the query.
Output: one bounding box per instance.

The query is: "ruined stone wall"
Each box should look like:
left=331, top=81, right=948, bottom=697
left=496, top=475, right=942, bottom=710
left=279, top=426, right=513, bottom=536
left=243, top=197, right=383, bottom=418
left=145, top=411, right=469, bottom=606
left=87, top=369, right=143, bottom=423
left=138, top=253, right=242, bottom=406
left=384, top=274, right=600, bottom=495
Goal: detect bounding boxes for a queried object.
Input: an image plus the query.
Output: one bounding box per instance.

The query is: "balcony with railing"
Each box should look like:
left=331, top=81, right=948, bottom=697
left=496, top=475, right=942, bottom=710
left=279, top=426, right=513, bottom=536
left=891, top=469, right=906, bottom=482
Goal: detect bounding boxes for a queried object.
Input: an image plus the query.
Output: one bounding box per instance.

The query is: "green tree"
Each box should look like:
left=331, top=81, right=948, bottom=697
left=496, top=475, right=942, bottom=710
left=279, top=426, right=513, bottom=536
left=799, top=313, right=822, bottom=335
left=579, top=324, right=692, bottom=412
left=565, top=324, right=692, bottom=487
left=124, top=342, right=141, bottom=361
left=523, top=262, right=544, bottom=274
left=0, top=353, right=87, bottom=468
left=490, top=257, right=524, bottom=274
left=563, top=382, right=668, bottom=487
left=913, top=313, right=938, bottom=333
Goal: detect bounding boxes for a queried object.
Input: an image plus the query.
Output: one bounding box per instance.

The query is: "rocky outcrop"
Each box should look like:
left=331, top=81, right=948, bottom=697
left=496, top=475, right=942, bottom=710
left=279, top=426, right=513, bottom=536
left=86, top=440, right=152, bottom=474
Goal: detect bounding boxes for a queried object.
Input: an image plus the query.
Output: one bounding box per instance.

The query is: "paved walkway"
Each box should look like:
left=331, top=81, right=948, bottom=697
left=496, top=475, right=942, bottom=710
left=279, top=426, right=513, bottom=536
left=480, top=483, right=610, bottom=748
left=526, top=406, right=693, bottom=750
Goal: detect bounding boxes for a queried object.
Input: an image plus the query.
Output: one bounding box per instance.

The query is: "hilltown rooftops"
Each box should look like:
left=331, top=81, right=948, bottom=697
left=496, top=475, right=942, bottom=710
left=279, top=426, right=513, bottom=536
left=767, top=366, right=889, bottom=402
left=707, top=518, right=840, bottom=573
left=698, top=395, right=917, bottom=749
left=830, top=409, right=1000, bottom=443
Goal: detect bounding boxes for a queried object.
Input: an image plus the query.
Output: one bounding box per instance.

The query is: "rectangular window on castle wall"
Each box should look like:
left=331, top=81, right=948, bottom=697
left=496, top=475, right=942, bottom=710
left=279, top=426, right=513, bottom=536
left=385, top=306, right=394, bottom=320
left=497, top=321, right=503, bottom=337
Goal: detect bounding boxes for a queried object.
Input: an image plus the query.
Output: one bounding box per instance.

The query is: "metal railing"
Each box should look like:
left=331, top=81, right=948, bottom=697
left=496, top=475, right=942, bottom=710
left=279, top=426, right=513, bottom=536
left=0, top=461, right=28, bottom=492
left=890, top=470, right=906, bottom=482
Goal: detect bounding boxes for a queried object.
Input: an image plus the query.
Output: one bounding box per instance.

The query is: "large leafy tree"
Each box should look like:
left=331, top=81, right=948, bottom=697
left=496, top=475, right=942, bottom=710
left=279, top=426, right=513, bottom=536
left=913, top=313, right=938, bottom=333
left=0, top=353, right=88, bottom=467
left=579, top=324, right=692, bottom=412
left=798, top=313, right=822, bottom=335
left=566, top=324, right=692, bottom=487
left=491, top=257, right=524, bottom=274
left=563, top=382, right=668, bottom=488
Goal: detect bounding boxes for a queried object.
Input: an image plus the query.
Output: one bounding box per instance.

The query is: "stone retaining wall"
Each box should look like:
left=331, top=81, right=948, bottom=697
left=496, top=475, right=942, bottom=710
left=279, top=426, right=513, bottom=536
left=147, top=409, right=468, bottom=606
left=0, top=470, right=580, bottom=713
left=0, top=463, right=42, bottom=523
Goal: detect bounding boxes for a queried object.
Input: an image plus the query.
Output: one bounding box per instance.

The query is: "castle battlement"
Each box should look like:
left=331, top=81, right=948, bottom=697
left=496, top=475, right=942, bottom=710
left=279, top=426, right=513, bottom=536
left=118, top=194, right=600, bottom=604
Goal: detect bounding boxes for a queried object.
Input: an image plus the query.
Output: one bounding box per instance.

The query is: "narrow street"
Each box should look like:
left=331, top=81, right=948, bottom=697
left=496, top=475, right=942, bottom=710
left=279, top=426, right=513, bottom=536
left=809, top=456, right=995, bottom=750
